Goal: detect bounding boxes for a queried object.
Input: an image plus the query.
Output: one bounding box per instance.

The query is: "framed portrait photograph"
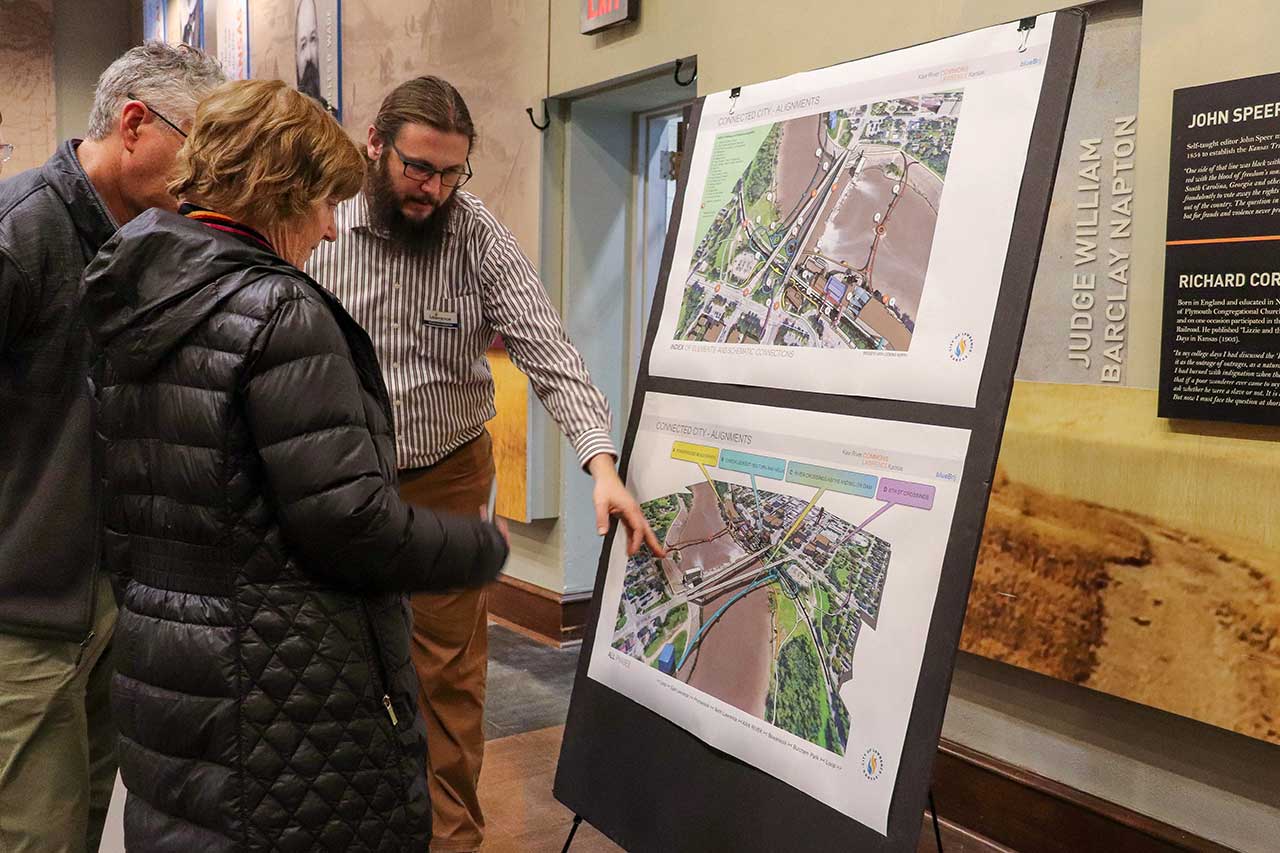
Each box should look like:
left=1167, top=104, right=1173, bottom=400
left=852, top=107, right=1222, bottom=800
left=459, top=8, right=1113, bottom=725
left=295, top=0, right=342, bottom=121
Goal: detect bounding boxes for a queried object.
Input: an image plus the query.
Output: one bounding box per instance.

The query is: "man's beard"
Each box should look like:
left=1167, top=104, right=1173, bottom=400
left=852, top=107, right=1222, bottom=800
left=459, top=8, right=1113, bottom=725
left=297, top=57, right=321, bottom=101
left=365, top=154, right=456, bottom=252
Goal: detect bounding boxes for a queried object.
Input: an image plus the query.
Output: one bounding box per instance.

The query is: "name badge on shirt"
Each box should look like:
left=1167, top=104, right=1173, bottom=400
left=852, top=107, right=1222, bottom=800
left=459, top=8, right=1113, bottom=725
left=423, top=309, right=460, bottom=329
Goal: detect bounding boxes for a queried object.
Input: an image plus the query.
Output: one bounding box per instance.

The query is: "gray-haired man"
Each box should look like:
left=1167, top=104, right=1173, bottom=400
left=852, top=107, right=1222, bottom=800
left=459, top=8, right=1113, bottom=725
left=0, top=43, right=223, bottom=852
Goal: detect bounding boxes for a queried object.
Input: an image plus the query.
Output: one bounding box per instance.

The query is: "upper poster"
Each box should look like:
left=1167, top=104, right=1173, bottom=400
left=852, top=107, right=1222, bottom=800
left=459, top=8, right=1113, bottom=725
left=647, top=19, right=1055, bottom=407
left=587, top=393, right=970, bottom=834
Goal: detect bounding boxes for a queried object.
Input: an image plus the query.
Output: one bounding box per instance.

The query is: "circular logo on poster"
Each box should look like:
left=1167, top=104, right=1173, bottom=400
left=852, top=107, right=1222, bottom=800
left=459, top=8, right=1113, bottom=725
left=862, top=748, right=886, bottom=781
left=948, top=332, right=975, bottom=362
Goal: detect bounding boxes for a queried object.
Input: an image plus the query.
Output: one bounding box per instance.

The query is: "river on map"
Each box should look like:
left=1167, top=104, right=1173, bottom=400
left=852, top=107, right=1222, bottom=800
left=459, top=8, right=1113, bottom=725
left=679, top=584, right=772, bottom=718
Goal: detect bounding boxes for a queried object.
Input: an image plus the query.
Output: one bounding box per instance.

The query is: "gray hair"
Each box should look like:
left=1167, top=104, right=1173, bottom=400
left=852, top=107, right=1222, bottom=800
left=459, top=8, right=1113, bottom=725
left=86, top=42, right=226, bottom=141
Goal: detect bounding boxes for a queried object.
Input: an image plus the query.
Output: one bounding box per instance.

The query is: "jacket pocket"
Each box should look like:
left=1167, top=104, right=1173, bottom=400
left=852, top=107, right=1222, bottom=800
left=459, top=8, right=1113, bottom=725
left=355, top=600, right=404, bottom=733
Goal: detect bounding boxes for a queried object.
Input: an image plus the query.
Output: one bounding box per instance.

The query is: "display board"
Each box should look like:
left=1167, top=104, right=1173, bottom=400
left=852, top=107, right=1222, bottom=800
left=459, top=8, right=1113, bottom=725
left=1159, top=70, right=1280, bottom=425
left=556, top=11, right=1083, bottom=852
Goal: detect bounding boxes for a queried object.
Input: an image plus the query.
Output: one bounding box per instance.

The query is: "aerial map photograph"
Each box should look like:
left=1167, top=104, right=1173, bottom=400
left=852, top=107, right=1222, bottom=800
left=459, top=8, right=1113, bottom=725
left=677, top=92, right=963, bottom=352
left=610, top=479, right=892, bottom=756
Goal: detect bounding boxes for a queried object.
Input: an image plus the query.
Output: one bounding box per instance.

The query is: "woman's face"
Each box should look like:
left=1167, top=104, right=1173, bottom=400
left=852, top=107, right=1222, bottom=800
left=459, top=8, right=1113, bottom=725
left=280, top=196, right=339, bottom=267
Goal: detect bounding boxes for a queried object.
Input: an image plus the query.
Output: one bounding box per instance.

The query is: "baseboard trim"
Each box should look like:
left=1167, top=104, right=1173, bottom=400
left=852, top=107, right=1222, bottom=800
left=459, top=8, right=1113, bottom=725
left=488, top=575, right=591, bottom=647
left=931, top=739, right=1233, bottom=853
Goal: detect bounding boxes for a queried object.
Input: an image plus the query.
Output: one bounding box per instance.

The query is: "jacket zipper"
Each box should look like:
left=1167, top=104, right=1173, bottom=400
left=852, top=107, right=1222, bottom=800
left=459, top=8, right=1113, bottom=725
left=357, top=602, right=400, bottom=729
left=76, top=631, right=96, bottom=666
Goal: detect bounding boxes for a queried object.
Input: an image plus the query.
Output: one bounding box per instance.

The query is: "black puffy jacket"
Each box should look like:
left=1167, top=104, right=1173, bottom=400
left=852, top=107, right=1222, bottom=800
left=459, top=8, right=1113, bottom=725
left=81, top=209, right=508, bottom=852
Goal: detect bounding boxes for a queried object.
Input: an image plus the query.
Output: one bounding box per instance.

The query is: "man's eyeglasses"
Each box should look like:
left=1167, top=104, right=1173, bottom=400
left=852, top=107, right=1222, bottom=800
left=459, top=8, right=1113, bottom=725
left=390, top=142, right=472, bottom=189
left=0, top=143, right=12, bottom=164
left=127, top=92, right=188, bottom=139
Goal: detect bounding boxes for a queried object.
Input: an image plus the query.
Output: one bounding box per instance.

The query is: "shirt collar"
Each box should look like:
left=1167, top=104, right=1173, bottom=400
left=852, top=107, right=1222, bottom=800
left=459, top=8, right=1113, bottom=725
left=41, top=140, right=119, bottom=255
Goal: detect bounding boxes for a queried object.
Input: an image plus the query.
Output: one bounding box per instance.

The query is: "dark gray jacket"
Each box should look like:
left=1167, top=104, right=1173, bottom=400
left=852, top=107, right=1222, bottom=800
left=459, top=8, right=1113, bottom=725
left=83, top=208, right=508, bottom=850
left=0, top=140, right=117, bottom=640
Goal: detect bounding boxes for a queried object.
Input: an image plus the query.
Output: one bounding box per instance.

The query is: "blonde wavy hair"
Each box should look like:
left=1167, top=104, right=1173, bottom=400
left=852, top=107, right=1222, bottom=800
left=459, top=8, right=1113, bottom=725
left=169, top=79, right=364, bottom=226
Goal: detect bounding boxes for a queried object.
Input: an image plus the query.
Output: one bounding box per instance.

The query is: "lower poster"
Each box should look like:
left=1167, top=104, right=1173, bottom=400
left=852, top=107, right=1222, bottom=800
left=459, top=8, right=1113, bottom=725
left=586, top=392, right=970, bottom=834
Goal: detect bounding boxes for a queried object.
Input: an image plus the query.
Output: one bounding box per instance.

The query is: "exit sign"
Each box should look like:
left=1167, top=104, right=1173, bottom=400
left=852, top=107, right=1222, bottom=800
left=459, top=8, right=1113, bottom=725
left=581, top=0, right=636, bottom=34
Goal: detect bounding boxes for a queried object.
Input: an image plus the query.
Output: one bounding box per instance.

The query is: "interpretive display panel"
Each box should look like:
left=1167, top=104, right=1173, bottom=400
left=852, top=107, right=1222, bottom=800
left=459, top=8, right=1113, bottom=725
left=587, top=394, right=968, bottom=833
left=648, top=21, right=1055, bottom=407
left=1159, top=70, right=1280, bottom=424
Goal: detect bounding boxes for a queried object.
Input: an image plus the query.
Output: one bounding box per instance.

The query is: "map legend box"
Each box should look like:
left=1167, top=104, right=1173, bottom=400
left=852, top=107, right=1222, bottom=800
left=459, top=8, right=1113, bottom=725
left=719, top=449, right=788, bottom=480
left=876, top=478, right=936, bottom=510
left=785, top=462, right=878, bottom=497
left=671, top=442, right=721, bottom=466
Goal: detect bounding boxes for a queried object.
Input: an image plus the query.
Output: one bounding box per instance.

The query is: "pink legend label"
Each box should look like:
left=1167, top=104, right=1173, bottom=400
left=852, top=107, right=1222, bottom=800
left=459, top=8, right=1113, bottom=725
left=876, top=478, right=936, bottom=510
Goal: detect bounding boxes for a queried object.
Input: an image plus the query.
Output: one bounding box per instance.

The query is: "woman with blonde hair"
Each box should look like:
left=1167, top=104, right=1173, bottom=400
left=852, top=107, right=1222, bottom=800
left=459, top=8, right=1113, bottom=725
left=81, top=79, right=507, bottom=851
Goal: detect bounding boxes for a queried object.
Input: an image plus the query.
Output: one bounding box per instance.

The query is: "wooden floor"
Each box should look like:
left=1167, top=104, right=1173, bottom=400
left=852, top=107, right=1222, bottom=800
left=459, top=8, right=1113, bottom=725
left=476, top=726, right=1009, bottom=853
left=477, top=726, right=620, bottom=852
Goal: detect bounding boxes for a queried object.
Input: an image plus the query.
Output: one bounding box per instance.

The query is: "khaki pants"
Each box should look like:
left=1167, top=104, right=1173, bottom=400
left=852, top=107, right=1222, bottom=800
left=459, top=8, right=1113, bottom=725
left=0, top=577, right=117, bottom=853
left=399, top=433, right=495, bottom=853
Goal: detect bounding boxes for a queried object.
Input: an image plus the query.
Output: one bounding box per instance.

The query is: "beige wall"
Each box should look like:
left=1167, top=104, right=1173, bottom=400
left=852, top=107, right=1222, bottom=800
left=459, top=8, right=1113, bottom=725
left=248, top=0, right=548, bottom=260
left=549, top=0, right=1053, bottom=96
left=0, top=0, right=56, bottom=175
left=0, top=0, right=136, bottom=173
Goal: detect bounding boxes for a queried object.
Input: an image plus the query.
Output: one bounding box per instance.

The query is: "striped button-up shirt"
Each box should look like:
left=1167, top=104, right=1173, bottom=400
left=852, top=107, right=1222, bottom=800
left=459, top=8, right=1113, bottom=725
left=308, top=191, right=615, bottom=471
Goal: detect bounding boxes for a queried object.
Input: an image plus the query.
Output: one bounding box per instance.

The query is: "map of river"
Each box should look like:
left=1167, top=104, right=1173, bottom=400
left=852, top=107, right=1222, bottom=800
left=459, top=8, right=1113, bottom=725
left=611, top=479, right=892, bottom=755
left=678, top=92, right=963, bottom=352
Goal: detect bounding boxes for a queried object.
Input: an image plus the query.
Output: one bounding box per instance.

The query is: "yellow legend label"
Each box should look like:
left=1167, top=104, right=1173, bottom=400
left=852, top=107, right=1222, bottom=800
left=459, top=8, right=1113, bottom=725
left=670, top=441, right=720, bottom=466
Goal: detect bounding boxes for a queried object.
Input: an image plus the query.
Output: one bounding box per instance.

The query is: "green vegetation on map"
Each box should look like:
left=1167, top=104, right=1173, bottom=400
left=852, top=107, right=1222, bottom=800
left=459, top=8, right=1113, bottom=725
left=773, top=584, right=800, bottom=644
left=677, top=283, right=705, bottom=337
left=693, top=125, right=774, bottom=247
left=642, top=495, right=681, bottom=544
left=827, top=546, right=855, bottom=588
left=814, top=586, right=832, bottom=648
left=741, top=124, right=783, bottom=209
left=616, top=610, right=627, bottom=631
left=769, top=633, right=827, bottom=746
left=750, top=276, right=773, bottom=304
left=746, top=195, right=780, bottom=232
left=645, top=603, right=689, bottom=659
left=672, top=630, right=689, bottom=663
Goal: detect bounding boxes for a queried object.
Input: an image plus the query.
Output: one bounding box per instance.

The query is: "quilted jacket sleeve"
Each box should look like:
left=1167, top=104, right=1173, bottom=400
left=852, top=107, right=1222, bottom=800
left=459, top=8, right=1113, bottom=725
left=242, top=292, right=508, bottom=593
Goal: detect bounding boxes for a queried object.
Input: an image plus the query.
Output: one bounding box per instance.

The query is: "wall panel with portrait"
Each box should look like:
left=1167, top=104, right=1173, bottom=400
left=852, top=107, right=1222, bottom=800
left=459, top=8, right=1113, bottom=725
left=294, top=0, right=341, bottom=120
